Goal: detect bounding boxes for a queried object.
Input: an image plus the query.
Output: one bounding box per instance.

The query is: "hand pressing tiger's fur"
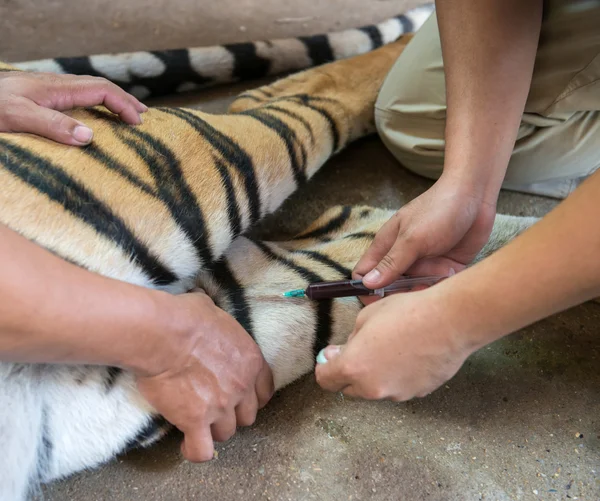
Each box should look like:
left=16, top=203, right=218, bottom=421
left=0, top=11, right=537, bottom=500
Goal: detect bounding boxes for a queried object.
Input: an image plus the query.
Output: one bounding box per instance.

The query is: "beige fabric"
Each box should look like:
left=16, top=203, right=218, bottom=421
left=375, top=0, right=600, bottom=199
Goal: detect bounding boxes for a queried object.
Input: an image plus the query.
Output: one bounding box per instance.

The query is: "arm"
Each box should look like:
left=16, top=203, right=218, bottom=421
left=355, top=0, right=544, bottom=288
left=0, top=223, right=273, bottom=460
left=438, top=0, right=543, bottom=201
left=0, top=222, right=188, bottom=372
left=316, top=170, right=600, bottom=400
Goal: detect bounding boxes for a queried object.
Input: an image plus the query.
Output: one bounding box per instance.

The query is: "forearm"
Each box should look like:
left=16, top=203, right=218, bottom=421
left=0, top=223, right=191, bottom=375
left=436, top=0, right=543, bottom=202
left=438, top=170, right=600, bottom=350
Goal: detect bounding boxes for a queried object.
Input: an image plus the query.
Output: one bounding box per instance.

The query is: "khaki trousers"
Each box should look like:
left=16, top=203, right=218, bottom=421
left=375, top=1, right=600, bottom=199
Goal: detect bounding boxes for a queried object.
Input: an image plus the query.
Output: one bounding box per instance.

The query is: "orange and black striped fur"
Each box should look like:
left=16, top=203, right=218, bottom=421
left=0, top=11, right=538, bottom=500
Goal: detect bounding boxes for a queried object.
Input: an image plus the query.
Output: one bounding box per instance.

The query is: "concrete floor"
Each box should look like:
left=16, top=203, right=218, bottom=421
left=2, top=1, right=600, bottom=500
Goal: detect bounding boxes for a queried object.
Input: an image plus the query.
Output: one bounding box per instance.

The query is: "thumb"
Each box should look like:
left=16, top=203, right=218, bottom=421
left=4, top=98, right=94, bottom=146
left=314, top=345, right=352, bottom=392
left=361, top=241, right=419, bottom=289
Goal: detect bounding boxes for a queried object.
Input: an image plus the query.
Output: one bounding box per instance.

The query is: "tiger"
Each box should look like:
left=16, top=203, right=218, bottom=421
left=0, top=5, right=540, bottom=501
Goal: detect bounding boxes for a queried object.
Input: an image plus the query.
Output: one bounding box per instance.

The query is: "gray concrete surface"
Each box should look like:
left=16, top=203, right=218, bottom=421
left=2, top=1, right=599, bottom=500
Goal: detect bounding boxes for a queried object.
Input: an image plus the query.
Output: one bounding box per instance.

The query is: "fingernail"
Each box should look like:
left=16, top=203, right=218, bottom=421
left=316, top=349, right=328, bottom=364
left=72, top=125, right=93, bottom=144
left=363, top=269, right=381, bottom=284
left=140, top=104, right=149, bottom=112
left=316, top=346, right=341, bottom=364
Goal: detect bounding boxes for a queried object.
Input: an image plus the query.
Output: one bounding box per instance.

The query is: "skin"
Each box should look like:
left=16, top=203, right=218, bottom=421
left=0, top=72, right=274, bottom=462
left=316, top=0, right=569, bottom=397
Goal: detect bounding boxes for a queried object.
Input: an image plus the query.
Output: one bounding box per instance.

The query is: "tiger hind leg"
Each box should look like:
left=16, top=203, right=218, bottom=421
left=227, top=36, right=415, bottom=146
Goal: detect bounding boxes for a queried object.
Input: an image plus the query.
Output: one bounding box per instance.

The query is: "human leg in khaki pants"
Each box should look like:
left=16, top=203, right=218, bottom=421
left=376, top=1, right=600, bottom=199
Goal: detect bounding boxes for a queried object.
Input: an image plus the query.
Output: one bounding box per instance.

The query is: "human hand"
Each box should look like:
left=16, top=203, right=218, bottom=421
left=315, top=286, right=475, bottom=401
left=354, top=176, right=497, bottom=293
left=135, top=290, right=274, bottom=462
left=0, top=70, right=147, bottom=145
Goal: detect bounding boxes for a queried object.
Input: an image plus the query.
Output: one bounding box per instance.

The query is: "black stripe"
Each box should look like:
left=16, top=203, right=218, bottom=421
left=293, top=249, right=352, bottom=278
left=289, top=95, right=341, bottom=152
left=396, top=14, right=414, bottom=34
left=214, top=156, right=242, bottom=237
left=293, top=206, right=352, bottom=240
left=103, top=119, right=214, bottom=267
left=240, top=109, right=307, bottom=186
left=256, top=88, right=274, bottom=98
left=104, top=367, right=123, bottom=392
left=359, top=26, right=384, bottom=49
left=237, top=93, right=340, bottom=152
left=299, top=35, right=335, bottom=65
left=83, top=144, right=157, bottom=197
left=158, top=107, right=262, bottom=227
left=263, top=104, right=315, bottom=144
left=344, top=231, right=376, bottom=241
left=0, top=139, right=177, bottom=286
left=209, top=259, right=255, bottom=337
left=235, top=93, right=263, bottom=103
left=38, top=405, right=53, bottom=478
left=250, top=240, right=333, bottom=358
left=124, top=416, right=172, bottom=451
left=55, top=57, right=106, bottom=79
left=224, top=42, right=271, bottom=81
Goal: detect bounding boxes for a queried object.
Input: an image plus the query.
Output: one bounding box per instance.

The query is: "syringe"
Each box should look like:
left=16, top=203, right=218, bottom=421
left=282, top=275, right=447, bottom=300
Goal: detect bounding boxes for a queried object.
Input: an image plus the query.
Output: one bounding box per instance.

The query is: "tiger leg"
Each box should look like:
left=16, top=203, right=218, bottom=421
left=228, top=35, right=415, bottom=145
left=200, top=207, right=540, bottom=390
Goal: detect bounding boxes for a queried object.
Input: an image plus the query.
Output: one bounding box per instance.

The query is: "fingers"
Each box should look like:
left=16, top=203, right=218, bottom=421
left=406, top=257, right=464, bottom=278
left=46, top=76, right=147, bottom=125
left=235, top=391, right=259, bottom=427
left=1, top=97, right=95, bottom=146
left=211, top=412, right=238, bottom=443
left=352, top=218, right=400, bottom=282
left=353, top=216, right=420, bottom=290
left=0, top=71, right=149, bottom=146
left=181, top=426, right=215, bottom=462
left=363, top=242, right=420, bottom=289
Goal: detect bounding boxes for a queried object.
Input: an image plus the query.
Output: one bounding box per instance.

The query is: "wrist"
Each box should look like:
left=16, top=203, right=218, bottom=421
left=120, top=289, right=199, bottom=377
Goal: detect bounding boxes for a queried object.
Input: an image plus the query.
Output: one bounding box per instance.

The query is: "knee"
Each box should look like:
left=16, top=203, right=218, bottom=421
left=374, top=105, right=446, bottom=181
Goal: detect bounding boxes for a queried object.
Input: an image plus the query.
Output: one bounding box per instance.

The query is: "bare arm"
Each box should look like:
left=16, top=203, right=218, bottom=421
left=438, top=0, right=543, bottom=201
left=317, top=169, right=600, bottom=400
left=356, top=0, right=544, bottom=288
left=0, top=223, right=273, bottom=460
left=0, top=223, right=187, bottom=372
left=448, top=171, right=600, bottom=352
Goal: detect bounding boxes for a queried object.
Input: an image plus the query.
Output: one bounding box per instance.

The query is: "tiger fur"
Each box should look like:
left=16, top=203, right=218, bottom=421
left=0, top=9, right=540, bottom=501
left=9, top=5, right=435, bottom=101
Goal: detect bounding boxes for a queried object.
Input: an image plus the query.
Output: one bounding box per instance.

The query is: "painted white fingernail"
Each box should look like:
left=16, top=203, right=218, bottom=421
left=317, top=346, right=341, bottom=364
left=73, top=125, right=93, bottom=143
left=316, top=349, right=328, bottom=365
